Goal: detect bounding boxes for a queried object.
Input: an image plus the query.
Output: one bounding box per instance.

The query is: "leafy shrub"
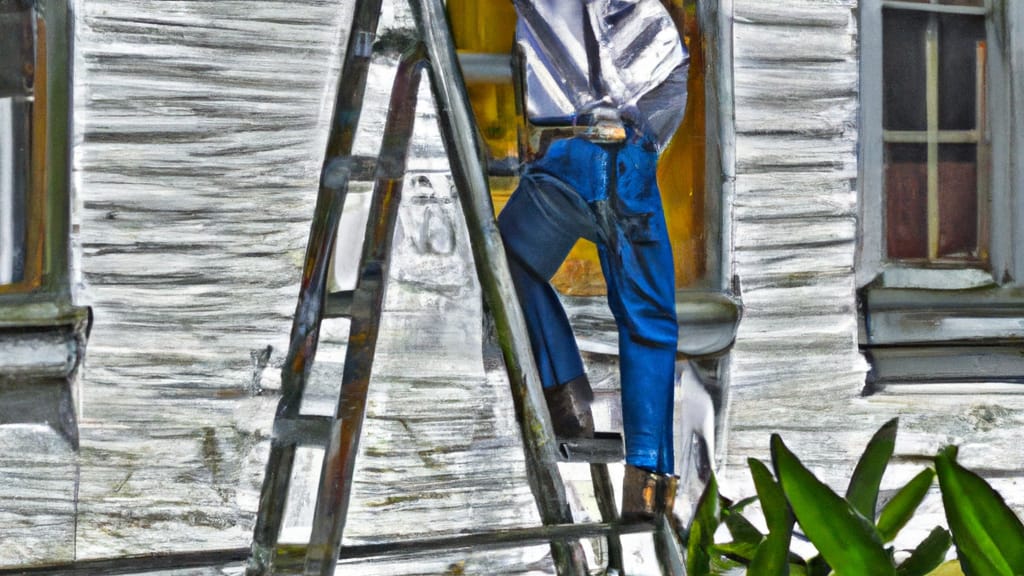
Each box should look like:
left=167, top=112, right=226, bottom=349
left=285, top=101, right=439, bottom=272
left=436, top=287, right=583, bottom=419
left=683, top=418, right=1024, bottom=576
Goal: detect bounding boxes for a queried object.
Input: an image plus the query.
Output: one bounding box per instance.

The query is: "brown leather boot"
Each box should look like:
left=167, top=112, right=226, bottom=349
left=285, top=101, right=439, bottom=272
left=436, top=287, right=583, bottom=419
left=543, top=375, right=594, bottom=438
left=621, top=464, right=680, bottom=522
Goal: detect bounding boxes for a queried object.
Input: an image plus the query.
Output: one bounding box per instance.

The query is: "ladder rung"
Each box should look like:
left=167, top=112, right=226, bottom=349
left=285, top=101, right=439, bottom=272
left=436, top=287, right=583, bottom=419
left=273, top=415, right=336, bottom=447
left=273, top=519, right=655, bottom=568
left=557, top=432, right=624, bottom=463
left=457, top=51, right=513, bottom=85
left=324, top=290, right=355, bottom=319
left=488, top=156, right=518, bottom=177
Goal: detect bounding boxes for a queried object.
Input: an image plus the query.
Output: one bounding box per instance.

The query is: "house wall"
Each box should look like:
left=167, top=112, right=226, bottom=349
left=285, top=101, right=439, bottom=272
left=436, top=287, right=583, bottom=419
left=720, top=0, right=1024, bottom=549
left=1, top=0, right=350, bottom=566
left=722, top=0, right=870, bottom=487
left=2, top=1, right=554, bottom=572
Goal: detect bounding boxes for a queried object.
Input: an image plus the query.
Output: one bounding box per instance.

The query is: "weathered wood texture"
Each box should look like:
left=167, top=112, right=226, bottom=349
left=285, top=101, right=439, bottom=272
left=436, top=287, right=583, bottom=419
left=68, top=0, right=350, bottom=563
left=3, top=0, right=565, bottom=572
left=721, top=0, right=1024, bottom=554
left=723, top=0, right=870, bottom=485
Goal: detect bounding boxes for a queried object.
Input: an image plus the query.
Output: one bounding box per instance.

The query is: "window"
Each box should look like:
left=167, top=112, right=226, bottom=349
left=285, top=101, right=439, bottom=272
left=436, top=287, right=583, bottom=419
left=0, top=0, right=75, bottom=305
left=445, top=0, right=739, bottom=355
left=447, top=0, right=730, bottom=296
left=858, top=0, right=1024, bottom=388
left=1, top=0, right=88, bottom=447
left=881, top=3, right=987, bottom=264
left=445, top=0, right=738, bottom=469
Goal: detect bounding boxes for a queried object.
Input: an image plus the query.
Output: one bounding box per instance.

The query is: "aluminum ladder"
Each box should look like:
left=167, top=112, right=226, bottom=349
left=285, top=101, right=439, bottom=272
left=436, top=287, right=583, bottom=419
left=245, top=0, right=685, bottom=574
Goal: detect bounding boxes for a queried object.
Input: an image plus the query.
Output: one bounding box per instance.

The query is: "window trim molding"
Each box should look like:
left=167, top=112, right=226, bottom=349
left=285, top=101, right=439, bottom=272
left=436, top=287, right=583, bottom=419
left=1008, top=0, right=1024, bottom=283
left=0, top=0, right=86, bottom=450
left=857, top=0, right=1023, bottom=291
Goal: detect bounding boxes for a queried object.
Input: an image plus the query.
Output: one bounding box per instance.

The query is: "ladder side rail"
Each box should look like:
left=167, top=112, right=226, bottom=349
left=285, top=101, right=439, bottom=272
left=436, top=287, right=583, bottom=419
left=303, top=46, right=428, bottom=576
left=248, top=1, right=387, bottom=572
left=590, top=463, right=625, bottom=573
left=324, top=0, right=387, bottom=159
left=248, top=165, right=351, bottom=576
left=409, top=1, right=588, bottom=574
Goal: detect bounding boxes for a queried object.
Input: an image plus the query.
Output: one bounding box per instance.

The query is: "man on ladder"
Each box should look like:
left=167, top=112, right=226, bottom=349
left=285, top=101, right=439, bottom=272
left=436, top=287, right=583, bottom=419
left=500, top=0, right=690, bottom=520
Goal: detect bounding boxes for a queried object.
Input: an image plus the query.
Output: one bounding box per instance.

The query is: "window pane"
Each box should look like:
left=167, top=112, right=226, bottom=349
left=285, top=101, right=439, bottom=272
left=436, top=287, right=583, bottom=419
left=885, top=144, right=929, bottom=260
left=0, top=3, right=32, bottom=286
left=1, top=2, right=33, bottom=96
left=938, top=144, right=980, bottom=260
left=1, top=99, right=31, bottom=285
left=939, top=14, right=985, bottom=131
left=883, top=10, right=928, bottom=131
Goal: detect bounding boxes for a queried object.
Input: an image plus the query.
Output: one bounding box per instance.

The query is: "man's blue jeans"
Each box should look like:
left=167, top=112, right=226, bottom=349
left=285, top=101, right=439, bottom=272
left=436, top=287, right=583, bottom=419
left=498, top=130, right=678, bottom=474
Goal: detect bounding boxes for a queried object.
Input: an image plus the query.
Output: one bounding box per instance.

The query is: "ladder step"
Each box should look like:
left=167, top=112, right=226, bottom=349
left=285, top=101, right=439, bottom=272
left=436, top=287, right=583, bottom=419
left=457, top=51, right=512, bottom=85
left=273, top=415, right=335, bottom=447
left=324, top=290, right=355, bottom=319
left=273, top=519, right=655, bottom=568
left=557, top=432, right=624, bottom=463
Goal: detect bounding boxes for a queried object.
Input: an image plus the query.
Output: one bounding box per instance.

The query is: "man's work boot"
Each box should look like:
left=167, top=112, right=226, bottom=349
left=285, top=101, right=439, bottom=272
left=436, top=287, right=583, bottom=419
left=543, top=374, right=594, bottom=438
left=621, top=464, right=680, bottom=522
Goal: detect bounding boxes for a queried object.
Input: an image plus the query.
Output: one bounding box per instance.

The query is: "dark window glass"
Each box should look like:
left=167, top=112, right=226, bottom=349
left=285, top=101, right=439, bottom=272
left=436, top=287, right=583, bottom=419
left=937, top=144, right=980, bottom=260
left=883, top=9, right=928, bottom=131
left=1, top=2, right=34, bottom=97
left=939, top=14, right=985, bottom=131
left=885, top=144, right=929, bottom=260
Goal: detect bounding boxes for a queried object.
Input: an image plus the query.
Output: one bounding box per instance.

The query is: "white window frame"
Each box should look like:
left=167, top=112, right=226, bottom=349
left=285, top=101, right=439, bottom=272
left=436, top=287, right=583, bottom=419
left=858, top=0, right=1024, bottom=292
left=858, top=0, right=1024, bottom=388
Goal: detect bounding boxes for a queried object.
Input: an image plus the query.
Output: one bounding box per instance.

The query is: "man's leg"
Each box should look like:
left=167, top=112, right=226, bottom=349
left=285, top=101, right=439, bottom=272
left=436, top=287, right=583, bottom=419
left=504, top=253, right=587, bottom=390
left=594, top=136, right=679, bottom=519
left=498, top=175, right=595, bottom=436
left=599, top=234, right=677, bottom=474
left=596, top=136, right=679, bottom=475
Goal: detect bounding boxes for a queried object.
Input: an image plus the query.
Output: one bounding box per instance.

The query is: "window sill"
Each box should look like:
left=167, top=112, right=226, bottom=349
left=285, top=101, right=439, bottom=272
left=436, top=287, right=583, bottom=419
left=0, top=302, right=89, bottom=448
left=877, top=266, right=996, bottom=291
left=863, top=345, right=1024, bottom=395
left=561, top=289, right=742, bottom=358
left=862, top=283, right=1024, bottom=346
left=0, top=299, right=89, bottom=330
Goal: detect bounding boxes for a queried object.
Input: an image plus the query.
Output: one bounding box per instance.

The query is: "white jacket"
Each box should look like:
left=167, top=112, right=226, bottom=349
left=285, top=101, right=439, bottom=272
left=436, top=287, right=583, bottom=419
left=513, top=0, right=689, bottom=149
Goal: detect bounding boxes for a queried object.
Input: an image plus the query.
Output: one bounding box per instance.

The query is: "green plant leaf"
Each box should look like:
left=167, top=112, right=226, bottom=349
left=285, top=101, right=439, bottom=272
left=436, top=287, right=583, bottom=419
left=749, top=458, right=790, bottom=533
left=925, top=560, right=965, bottom=576
left=846, top=417, right=899, bottom=521
left=896, top=527, right=951, bottom=576
left=722, top=511, right=763, bottom=551
left=877, top=468, right=935, bottom=543
left=746, top=457, right=794, bottom=576
left=714, top=541, right=808, bottom=567
left=805, top=554, right=830, bottom=576
left=712, top=541, right=759, bottom=562
left=788, top=563, right=810, bottom=576
left=749, top=530, right=792, bottom=576
left=709, top=552, right=746, bottom=575
left=728, top=495, right=760, bottom=513
left=935, top=445, right=1024, bottom=576
left=687, top=473, right=722, bottom=576
left=771, top=434, right=896, bottom=576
